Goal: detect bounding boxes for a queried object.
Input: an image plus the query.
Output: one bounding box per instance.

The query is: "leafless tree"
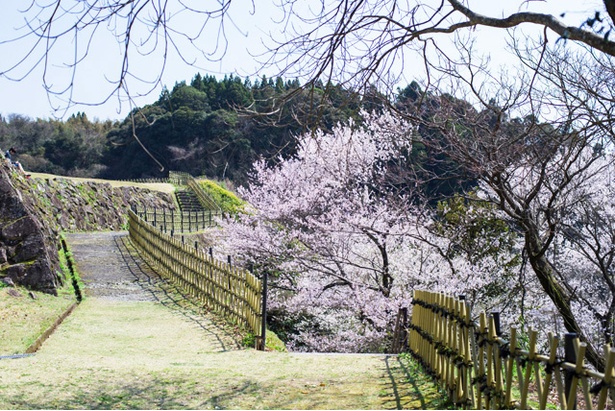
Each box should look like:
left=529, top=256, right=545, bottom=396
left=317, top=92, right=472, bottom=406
left=401, top=41, right=615, bottom=369
left=1, top=0, right=251, bottom=113
left=260, top=1, right=615, bottom=94
left=3, top=1, right=613, bottom=108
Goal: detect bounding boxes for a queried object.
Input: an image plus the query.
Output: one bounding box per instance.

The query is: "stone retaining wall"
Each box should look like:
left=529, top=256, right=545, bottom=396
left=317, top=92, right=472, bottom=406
left=0, top=164, right=176, bottom=294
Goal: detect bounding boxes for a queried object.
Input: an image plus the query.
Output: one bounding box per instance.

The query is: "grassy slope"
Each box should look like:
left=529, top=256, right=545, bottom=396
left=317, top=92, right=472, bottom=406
left=0, top=297, right=450, bottom=410
left=0, top=285, right=75, bottom=355
left=29, top=172, right=176, bottom=194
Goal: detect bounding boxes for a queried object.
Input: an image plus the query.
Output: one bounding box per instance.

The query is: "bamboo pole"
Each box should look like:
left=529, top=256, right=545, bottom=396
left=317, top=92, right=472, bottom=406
left=597, top=347, right=615, bottom=409
left=566, top=341, right=586, bottom=410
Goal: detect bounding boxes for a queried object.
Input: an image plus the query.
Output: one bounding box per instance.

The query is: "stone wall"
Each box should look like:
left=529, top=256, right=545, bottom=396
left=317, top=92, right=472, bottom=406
left=0, top=164, right=176, bottom=294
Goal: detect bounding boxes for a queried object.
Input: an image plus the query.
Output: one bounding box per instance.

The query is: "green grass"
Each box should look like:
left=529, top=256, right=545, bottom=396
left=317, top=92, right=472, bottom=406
left=0, top=238, right=79, bottom=355
left=0, top=298, right=438, bottom=409
left=198, top=179, right=245, bottom=214
left=58, top=234, right=84, bottom=301
left=0, top=285, right=75, bottom=355
left=395, top=354, right=453, bottom=410
left=0, top=224, right=447, bottom=409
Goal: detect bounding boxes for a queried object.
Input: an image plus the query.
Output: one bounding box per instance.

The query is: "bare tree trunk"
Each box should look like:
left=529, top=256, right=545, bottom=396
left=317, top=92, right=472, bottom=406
left=525, top=230, right=605, bottom=371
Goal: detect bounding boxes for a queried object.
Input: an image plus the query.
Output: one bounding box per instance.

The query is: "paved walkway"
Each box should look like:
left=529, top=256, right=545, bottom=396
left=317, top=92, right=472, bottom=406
left=68, top=231, right=158, bottom=301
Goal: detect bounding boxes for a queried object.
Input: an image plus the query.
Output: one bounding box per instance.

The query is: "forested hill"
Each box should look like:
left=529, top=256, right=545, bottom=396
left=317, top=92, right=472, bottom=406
left=0, top=74, right=375, bottom=185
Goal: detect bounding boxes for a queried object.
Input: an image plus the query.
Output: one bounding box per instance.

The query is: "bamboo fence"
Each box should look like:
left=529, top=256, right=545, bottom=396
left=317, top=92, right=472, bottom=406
left=408, top=290, right=615, bottom=409
left=186, top=176, right=222, bottom=212
left=133, top=205, right=221, bottom=233
left=128, top=209, right=265, bottom=348
left=168, top=171, right=221, bottom=212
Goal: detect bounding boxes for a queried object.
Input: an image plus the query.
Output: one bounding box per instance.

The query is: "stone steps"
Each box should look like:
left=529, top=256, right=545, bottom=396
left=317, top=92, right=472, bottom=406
left=175, top=189, right=205, bottom=213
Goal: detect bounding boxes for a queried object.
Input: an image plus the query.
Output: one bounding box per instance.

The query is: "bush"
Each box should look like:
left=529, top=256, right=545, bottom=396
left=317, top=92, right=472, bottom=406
left=199, top=180, right=245, bottom=214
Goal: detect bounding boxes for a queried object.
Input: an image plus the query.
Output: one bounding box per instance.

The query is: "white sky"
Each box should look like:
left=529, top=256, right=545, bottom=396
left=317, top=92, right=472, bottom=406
left=0, top=0, right=606, bottom=121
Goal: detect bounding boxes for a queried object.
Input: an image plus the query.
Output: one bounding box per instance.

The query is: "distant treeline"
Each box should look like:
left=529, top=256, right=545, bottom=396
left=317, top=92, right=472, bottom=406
left=0, top=74, right=381, bottom=185
left=0, top=74, right=478, bottom=198
left=0, top=112, right=115, bottom=178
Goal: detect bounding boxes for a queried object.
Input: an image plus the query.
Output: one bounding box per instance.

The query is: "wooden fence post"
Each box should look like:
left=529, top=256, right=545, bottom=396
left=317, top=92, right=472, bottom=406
left=259, top=271, right=268, bottom=351
left=565, top=333, right=578, bottom=410
left=402, top=307, right=408, bottom=351
left=491, top=312, right=501, bottom=336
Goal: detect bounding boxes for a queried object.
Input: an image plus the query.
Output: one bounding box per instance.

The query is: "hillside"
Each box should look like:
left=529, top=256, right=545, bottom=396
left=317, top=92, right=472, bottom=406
left=0, top=166, right=177, bottom=294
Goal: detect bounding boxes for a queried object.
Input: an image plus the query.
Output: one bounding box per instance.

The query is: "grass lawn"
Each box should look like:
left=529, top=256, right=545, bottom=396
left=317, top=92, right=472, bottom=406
left=28, top=172, right=175, bottom=194
left=0, top=284, right=76, bottom=355
left=0, top=297, right=451, bottom=409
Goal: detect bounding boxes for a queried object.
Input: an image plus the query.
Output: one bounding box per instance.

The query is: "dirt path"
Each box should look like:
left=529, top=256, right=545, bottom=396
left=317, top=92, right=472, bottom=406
left=0, top=232, right=446, bottom=409
left=66, top=231, right=241, bottom=351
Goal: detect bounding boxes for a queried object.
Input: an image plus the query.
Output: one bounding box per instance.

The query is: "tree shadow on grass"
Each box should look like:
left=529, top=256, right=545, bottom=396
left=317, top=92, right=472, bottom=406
left=382, top=354, right=453, bottom=410
left=113, top=234, right=242, bottom=352
left=5, top=373, right=261, bottom=410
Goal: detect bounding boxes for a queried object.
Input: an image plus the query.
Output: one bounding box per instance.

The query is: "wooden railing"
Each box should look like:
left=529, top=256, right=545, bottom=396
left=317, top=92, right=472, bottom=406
left=186, top=176, right=222, bottom=213
left=168, top=171, right=221, bottom=212
left=118, top=177, right=170, bottom=184
left=133, top=206, right=221, bottom=233
left=408, top=290, right=615, bottom=409
left=128, top=209, right=266, bottom=349
left=168, top=171, right=191, bottom=186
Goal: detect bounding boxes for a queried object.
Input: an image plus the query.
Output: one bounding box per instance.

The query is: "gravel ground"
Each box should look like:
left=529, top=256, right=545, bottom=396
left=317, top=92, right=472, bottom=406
left=66, top=231, right=242, bottom=350
left=67, top=231, right=160, bottom=302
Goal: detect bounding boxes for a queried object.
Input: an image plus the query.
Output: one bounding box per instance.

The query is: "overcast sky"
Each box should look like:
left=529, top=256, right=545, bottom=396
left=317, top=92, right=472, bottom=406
left=0, top=0, right=605, bottom=122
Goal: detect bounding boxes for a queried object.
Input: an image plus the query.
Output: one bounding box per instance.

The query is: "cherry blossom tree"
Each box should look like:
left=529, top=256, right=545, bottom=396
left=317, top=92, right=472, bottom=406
left=215, top=111, right=520, bottom=352
left=545, top=154, right=615, bottom=347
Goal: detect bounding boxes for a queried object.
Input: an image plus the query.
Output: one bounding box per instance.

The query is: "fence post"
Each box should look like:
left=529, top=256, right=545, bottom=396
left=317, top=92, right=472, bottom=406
left=258, top=271, right=268, bottom=351
left=401, top=307, right=408, bottom=351
left=564, top=333, right=578, bottom=410
left=491, top=312, right=501, bottom=336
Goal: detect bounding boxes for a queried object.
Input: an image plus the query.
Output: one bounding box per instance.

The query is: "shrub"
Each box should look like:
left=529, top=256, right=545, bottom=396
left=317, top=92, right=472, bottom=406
left=199, top=180, right=245, bottom=214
